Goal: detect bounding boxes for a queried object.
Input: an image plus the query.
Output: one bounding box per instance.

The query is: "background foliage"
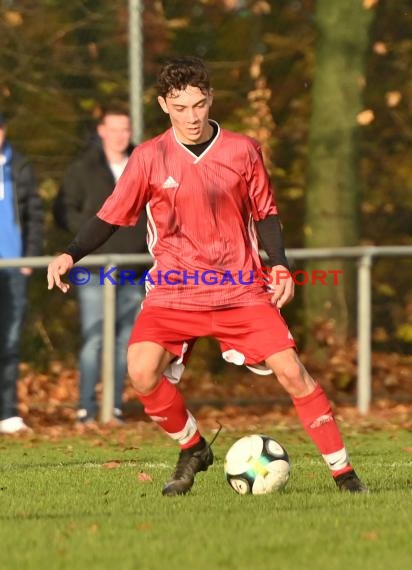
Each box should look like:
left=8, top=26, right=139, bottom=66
left=0, top=0, right=411, bottom=386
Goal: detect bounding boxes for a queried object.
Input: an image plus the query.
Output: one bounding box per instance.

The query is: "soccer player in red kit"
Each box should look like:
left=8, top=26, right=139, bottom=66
left=47, top=56, right=367, bottom=495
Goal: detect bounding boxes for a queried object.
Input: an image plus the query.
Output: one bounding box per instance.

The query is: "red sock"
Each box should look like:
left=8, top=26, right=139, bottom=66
left=292, top=383, right=353, bottom=477
left=136, top=376, right=201, bottom=449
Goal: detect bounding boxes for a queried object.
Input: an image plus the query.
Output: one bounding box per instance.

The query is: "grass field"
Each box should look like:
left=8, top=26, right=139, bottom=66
left=0, top=425, right=411, bottom=570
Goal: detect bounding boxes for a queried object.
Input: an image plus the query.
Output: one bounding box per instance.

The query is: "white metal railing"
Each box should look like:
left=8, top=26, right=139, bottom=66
left=1, top=245, right=412, bottom=421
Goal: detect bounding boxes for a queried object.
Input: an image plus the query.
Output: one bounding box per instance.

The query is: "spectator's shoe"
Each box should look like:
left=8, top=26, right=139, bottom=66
left=162, top=437, right=214, bottom=496
left=76, top=409, right=96, bottom=425
left=335, top=470, right=369, bottom=493
left=112, top=408, right=125, bottom=425
left=0, top=416, right=30, bottom=434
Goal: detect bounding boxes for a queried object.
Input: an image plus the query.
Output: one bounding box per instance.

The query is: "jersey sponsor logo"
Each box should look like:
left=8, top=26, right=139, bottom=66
left=161, top=176, right=179, bottom=189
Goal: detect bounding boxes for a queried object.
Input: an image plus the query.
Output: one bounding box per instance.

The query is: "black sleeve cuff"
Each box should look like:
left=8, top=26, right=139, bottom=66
left=255, top=215, right=290, bottom=269
left=64, top=216, right=119, bottom=263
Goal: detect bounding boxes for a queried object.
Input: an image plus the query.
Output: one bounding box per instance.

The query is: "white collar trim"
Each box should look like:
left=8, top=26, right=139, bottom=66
left=172, top=120, right=220, bottom=163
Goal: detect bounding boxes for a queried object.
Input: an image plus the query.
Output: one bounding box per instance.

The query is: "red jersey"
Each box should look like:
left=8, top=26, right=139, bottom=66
left=97, top=121, right=278, bottom=310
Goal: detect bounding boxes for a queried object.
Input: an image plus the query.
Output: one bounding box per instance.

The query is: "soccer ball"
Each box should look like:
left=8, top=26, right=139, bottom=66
left=224, top=434, right=290, bottom=495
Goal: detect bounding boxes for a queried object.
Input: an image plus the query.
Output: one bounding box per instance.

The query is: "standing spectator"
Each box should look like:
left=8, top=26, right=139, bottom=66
left=0, top=112, right=43, bottom=434
left=54, top=107, right=147, bottom=425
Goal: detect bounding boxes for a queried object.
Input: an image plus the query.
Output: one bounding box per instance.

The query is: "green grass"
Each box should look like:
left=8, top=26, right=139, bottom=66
left=0, top=428, right=411, bottom=570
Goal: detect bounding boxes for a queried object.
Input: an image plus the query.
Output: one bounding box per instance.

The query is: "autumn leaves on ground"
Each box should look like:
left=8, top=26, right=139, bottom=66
left=14, top=343, right=412, bottom=439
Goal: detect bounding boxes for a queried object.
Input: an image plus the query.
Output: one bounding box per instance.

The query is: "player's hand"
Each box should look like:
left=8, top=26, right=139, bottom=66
left=268, top=265, right=294, bottom=308
left=20, top=267, right=33, bottom=276
left=47, top=253, right=74, bottom=293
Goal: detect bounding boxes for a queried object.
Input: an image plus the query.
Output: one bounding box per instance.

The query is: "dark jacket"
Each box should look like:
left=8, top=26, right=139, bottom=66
left=54, top=144, right=148, bottom=274
left=12, top=150, right=43, bottom=257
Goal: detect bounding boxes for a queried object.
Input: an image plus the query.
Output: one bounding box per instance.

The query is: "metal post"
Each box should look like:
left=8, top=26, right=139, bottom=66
left=357, top=254, right=372, bottom=414
left=101, top=264, right=116, bottom=423
left=128, top=0, right=144, bottom=144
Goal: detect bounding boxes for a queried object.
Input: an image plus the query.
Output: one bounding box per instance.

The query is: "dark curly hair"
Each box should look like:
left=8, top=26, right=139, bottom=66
left=157, top=56, right=211, bottom=99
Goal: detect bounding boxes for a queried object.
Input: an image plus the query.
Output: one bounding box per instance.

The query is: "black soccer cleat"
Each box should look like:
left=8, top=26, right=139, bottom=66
left=162, top=437, right=214, bottom=496
left=334, top=469, right=369, bottom=494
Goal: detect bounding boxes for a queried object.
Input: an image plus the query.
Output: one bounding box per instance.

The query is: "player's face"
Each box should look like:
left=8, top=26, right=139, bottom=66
left=158, top=85, right=214, bottom=144
left=97, top=114, right=132, bottom=155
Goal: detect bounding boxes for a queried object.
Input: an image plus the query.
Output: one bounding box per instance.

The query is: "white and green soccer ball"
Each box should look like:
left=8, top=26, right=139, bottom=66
left=224, top=434, right=290, bottom=495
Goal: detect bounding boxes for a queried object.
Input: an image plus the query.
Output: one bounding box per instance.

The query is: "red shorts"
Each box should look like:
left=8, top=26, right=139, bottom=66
left=129, top=305, right=296, bottom=381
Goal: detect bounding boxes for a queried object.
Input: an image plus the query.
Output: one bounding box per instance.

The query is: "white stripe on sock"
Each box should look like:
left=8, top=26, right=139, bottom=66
left=165, top=412, right=198, bottom=445
left=322, top=447, right=350, bottom=472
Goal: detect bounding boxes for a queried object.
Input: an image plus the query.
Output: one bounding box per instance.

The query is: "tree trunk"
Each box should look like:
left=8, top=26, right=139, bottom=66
left=304, top=0, right=375, bottom=349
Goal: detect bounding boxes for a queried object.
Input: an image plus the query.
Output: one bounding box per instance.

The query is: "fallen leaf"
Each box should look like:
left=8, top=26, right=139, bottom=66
left=373, top=42, right=388, bottom=55
left=136, top=522, right=152, bottom=531
left=357, top=109, right=375, bottom=125
left=385, top=91, right=402, bottom=108
left=4, top=10, right=24, bottom=26
left=361, top=531, right=379, bottom=541
left=137, top=472, right=153, bottom=482
left=363, top=0, right=379, bottom=9
left=102, top=460, right=121, bottom=469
